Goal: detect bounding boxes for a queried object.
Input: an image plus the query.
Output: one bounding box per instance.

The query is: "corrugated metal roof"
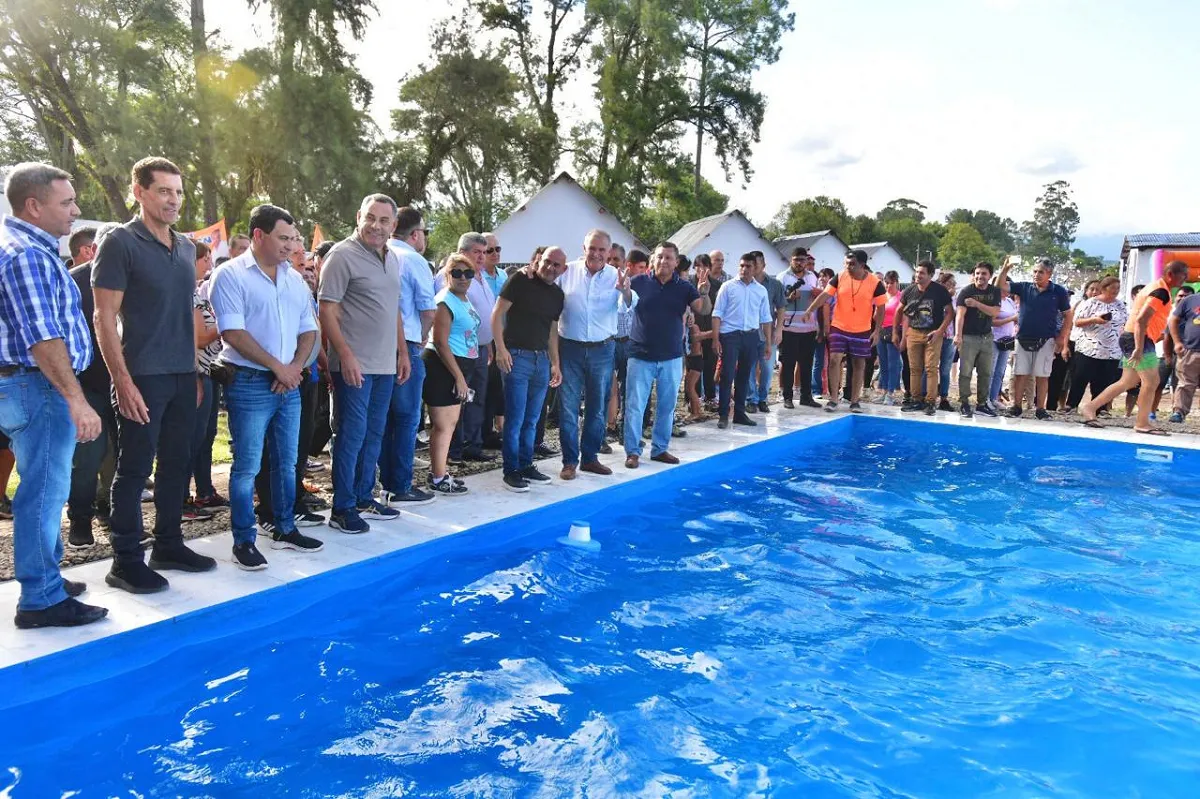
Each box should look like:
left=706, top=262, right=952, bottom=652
left=773, top=230, right=832, bottom=249
left=1123, top=233, right=1200, bottom=249
left=849, top=241, right=890, bottom=258
left=670, top=211, right=732, bottom=255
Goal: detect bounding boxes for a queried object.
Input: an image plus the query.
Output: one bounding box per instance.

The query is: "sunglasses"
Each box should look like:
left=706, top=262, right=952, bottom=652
left=450, top=268, right=476, bottom=279
left=486, top=246, right=502, bottom=254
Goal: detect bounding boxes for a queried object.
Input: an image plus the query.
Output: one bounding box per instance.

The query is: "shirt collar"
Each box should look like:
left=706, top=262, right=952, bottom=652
left=389, top=239, right=416, bottom=255
left=2, top=216, right=60, bottom=252
left=127, top=215, right=182, bottom=247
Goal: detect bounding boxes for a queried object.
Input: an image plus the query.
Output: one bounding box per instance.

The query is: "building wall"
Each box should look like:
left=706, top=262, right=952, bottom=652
left=686, top=218, right=789, bottom=273
left=865, top=247, right=914, bottom=283
left=773, top=235, right=848, bottom=277
left=493, top=180, right=642, bottom=265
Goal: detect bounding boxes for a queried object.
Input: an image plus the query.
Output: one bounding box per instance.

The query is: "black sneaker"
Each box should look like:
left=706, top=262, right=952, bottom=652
left=329, top=510, right=370, bottom=534
left=427, top=472, right=466, bottom=489
left=976, top=403, right=998, bottom=418
left=15, top=597, right=108, bottom=629
left=717, top=417, right=729, bottom=429
left=232, top=542, right=268, bottom=571
left=293, top=510, right=324, bottom=527
left=938, top=398, right=953, bottom=412
left=64, top=579, right=86, bottom=597
left=382, top=488, right=436, bottom=507
left=901, top=401, right=925, bottom=413
left=960, top=402, right=974, bottom=418
left=356, top=500, right=400, bottom=521
left=521, top=465, right=552, bottom=484
left=534, top=444, right=557, bottom=458
left=744, top=403, right=758, bottom=414
left=1008, top=407, right=1023, bottom=418
left=429, top=475, right=469, bottom=496
left=95, top=502, right=111, bottom=527
left=257, top=520, right=278, bottom=538
left=67, top=520, right=95, bottom=550
left=181, top=503, right=213, bottom=523
left=671, top=426, right=687, bottom=438
left=824, top=400, right=838, bottom=412
left=732, top=414, right=758, bottom=426
left=1035, top=408, right=1052, bottom=421
left=462, top=450, right=495, bottom=462
left=270, top=528, right=324, bottom=552
left=758, top=401, right=770, bottom=413
left=849, top=402, right=863, bottom=414
left=106, top=561, right=169, bottom=594
left=149, top=543, right=218, bottom=573
left=599, top=442, right=613, bottom=455
left=800, top=398, right=822, bottom=408
left=924, top=402, right=937, bottom=416
left=301, top=492, right=329, bottom=511
left=783, top=398, right=795, bottom=409
left=503, top=472, right=530, bottom=492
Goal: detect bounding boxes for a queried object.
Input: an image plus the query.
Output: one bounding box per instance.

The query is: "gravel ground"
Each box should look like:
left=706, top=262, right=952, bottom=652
left=0, top=376, right=1194, bottom=582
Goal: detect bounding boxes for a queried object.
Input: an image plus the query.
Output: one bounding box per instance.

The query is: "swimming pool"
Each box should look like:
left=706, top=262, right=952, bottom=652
left=1, top=417, right=1198, bottom=797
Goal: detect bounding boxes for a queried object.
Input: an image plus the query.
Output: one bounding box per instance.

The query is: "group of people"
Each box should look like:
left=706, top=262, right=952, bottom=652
left=0, top=157, right=1195, bottom=631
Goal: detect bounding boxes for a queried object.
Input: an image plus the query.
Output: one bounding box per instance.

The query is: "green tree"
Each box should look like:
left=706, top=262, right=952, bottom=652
left=766, top=196, right=853, bottom=240
left=938, top=222, right=997, bottom=272
left=1021, top=179, right=1079, bottom=260
left=846, top=214, right=880, bottom=245
left=946, top=208, right=1019, bottom=255
left=876, top=198, right=926, bottom=225
left=880, top=217, right=939, bottom=266
left=639, top=158, right=729, bottom=245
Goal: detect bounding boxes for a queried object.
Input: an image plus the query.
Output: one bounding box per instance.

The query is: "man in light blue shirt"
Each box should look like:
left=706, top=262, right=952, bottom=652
left=712, top=252, right=772, bottom=429
left=209, top=204, right=322, bottom=571
left=379, top=207, right=437, bottom=507
left=555, top=228, right=633, bottom=480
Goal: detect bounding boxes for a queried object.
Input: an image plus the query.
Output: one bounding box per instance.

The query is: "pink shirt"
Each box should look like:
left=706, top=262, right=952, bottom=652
left=883, top=291, right=902, bottom=328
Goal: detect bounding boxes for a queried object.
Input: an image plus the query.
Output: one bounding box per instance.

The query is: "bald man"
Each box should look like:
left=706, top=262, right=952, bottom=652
left=709, top=250, right=727, bottom=281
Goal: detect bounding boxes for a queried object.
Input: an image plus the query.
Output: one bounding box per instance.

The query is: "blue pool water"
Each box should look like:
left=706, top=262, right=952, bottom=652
left=2, top=418, right=1199, bottom=797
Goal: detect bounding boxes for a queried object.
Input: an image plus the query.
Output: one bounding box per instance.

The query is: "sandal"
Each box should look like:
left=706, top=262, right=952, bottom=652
left=1134, top=427, right=1170, bottom=436
left=1080, top=419, right=1104, bottom=429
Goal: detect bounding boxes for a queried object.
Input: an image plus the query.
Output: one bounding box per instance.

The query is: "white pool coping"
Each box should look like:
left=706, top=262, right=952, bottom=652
left=0, top=406, right=1194, bottom=670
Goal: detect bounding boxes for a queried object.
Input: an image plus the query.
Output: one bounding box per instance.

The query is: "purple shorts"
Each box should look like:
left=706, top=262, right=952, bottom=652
left=828, top=327, right=872, bottom=359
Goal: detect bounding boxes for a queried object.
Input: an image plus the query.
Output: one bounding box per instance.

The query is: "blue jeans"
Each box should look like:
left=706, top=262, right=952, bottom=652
left=331, top=372, right=392, bottom=513
left=624, top=357, right=683, bottom=457
left=0, top=371, right=72, bottom=610
left=225, top=369, right=300, bottom=545
left=811, top=342, right=826, bottom=396
left=503, top=349, right=551, bottom=474
left=747, top=338, right=774, bottom=405
left=719, top=330, right=759, bottom=418
left=877, top=336, right=903, bottom=391
left=939, top=336, right=956, bottom=397
left=379, top=341, right=426, bottom=495
left=990, top=346, right=1010, bottom=403
left=558, top=338, right=615, bottom=466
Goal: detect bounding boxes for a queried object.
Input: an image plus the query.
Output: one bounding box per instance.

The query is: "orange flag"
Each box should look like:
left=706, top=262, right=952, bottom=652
left=184, top=219, right=228, bottom=255
left=311, top=224, right=326, bottom=251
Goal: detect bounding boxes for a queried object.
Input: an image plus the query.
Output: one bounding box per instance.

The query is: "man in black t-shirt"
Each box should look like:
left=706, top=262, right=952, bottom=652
left=493, top=246, right=567, bottom=492
left=954, top=261, right=1002, bottom=417
left=894, top=260, right=953, bottom=413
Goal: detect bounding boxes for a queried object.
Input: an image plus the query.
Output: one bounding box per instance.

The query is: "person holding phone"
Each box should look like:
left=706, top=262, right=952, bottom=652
left=423, top=254, right=481, bottom=496
left=1065, top=276, right=1127, bottom=412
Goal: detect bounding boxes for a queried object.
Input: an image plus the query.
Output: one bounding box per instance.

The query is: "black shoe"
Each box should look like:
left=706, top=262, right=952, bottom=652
left=482, top=433, right=503, bottom=450
left=67, top=519, right=95, bottom=550
left=95, top=503, right=111, bottom=527
left=429, top=475, right=469, bottom=496
left=671, top=426, right=687, bottom=438
left=800, top=397, right=821, bottom=408
left=148, top=543, right=218, bottom=573
left=717, top=417, right=729, bottom=429
left=301, top=492, right=329, bottom=511
left=15, top=597, right=108, bottom=629
left=106, top=561, right=169, bottom=594
left=534, top=444, right=557, bottom=458
left=732, top=414, right=757, bottom=426
left=503, top=472, right=530, bottom=492
left=232, top=542, right=268, bottom=571
left=849, top=401, right=863, bottom=414
left=447, top=455, right=466, bottom=467
left=270, top=529, right=324, bottom=552
left=924, top=402, right=937, bottom=416
left=64, top=579, right=86, bottom=597
left=783, top=398, right=795, bottom=409
left=293, top=510, right=325, bottom=527
left=1008, top=406, right=1023, bottom=418
left=521, top=465, right=552, bottom=484
left=976, top=403, right=998, bottom=418
left=462, top=450, right=495, bottom=462
left=1035, top=408, right=1052, bottom=421
left=758, top=402, right=769, bottom=413
left=744, top=403, right=758, bottom=414
left=824, top=400, right=839, bottom=412
left=960, top=402, right=974, bottom=418
left=599, top=442, right=613, bottom=455
left=938, top=398, right=953, bottom=412
left=257, top=519, right=278, bottom=538
left=901, top=401, right=926, bottom=413
left=382, top=488, right=436, bottom=507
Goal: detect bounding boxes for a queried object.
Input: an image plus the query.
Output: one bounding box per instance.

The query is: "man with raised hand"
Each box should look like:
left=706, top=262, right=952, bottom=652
left=318, top=194, right=410, bottom=534
left=556, top=228, right=632, bottom=480
left=712, top=252, right=771, bottom=429
left=94, top=157, right=217, bottom=594
left=997, top=256, right=1072, bottom=420
left=0, top=163, right=107, bottom=627
left=622, top=242, right=710, bottom=468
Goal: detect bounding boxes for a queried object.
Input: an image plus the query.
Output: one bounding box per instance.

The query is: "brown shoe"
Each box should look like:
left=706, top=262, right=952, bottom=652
left=650, top=452, right=680, bottom=465
left=579, top=460, right=612, bottom=476
left=625, top=454, right=639, bottom=469
left=560, top=464, right=577, bottom=481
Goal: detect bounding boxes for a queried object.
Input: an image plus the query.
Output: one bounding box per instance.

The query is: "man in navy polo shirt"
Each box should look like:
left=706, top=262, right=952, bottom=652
left=623, top=242, right=711, bottom=468
left=996, top=256, right=1072, bottom=420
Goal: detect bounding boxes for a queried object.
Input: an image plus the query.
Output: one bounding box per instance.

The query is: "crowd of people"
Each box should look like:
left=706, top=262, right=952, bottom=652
left=0, top=158, right=1195, bottom=630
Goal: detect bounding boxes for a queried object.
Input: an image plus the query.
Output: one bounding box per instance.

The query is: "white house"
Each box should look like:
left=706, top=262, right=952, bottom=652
left=1119, top=233, right=1200, bottom=301
left=670, top=210, right=788, bottom=274
left=771, top=230, right=849, bottom=276
left=849, top=241, right=914, bottom=283
left=493, top=172, right=646, bottom=265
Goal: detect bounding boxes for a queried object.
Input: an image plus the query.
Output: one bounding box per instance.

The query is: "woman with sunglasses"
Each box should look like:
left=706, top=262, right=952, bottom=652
left=422, top=254, right=481, bottom=496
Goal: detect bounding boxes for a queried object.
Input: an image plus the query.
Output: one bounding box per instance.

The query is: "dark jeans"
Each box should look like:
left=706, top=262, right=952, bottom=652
left=190, top=374, right=218, bottom=498
left=558, top=338, right=615, bottom=466
left=718, top=330, right=758, bottom=418
left=701, top=338, right=718, bottom=401
left=484, top=358, right=505, bottom=434
left=779, top=330, right=817, bottom=401
left=257, top=376, right=319, bottom=521
left=379, top=341, right=426, bottom=495
left=311, top=378, right=332, bottom=456
left=535, top=386, right=556, bottom=449
left=226, top=369, right=300, bottom=545
left=502, top=349, right=551, bottom=474
left=68, top=385, right=117, bottom=523
left=449, top=349, right=489, bottom=459
left=1066, top=352, right=1121, bottom=409
left=110, top=373, right=197, bottom=563
left=330, top=372, right=392, bottom=514
left=1047, top=343, right=1073, bottom=410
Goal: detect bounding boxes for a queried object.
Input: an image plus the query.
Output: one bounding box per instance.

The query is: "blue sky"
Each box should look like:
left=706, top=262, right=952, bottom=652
left=212, top=0, right=1197, bottom=258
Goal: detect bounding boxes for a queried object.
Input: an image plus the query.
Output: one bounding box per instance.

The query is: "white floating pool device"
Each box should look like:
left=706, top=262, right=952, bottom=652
left=1135, top=448, right=1173, bottom=464
left=559, top=520, right=601, bottom=552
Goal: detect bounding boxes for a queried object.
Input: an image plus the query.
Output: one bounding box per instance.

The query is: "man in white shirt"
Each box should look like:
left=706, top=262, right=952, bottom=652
left=778, top=248, right=822, bottom=408
left=556, top=228, right=633, bottom=480
left=712, top=252, right=772, bottom=429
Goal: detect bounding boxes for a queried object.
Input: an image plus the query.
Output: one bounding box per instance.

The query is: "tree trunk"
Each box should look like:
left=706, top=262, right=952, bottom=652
left=692, top=24, right=710, bottom=197
left=191, top=0, right=221, bottom=224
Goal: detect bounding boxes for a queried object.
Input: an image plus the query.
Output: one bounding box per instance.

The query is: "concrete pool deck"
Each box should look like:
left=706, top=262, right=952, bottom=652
left=0, top=406, right=1195, bottom=671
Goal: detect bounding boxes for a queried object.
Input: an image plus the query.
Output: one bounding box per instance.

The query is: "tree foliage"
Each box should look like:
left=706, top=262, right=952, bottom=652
left=1021, top=179, right=1079, bottom=260
left=938, top=222, right=997, bottom=272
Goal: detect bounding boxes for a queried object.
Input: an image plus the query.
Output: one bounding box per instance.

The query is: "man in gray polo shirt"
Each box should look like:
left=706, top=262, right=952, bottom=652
left=318, top=193, right=410, bottom=534
left=93, top=157, right=217, bottom=594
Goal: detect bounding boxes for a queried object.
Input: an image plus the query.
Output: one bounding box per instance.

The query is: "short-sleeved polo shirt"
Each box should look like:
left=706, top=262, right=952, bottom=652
left=317, top=236, right=400, bottom=375
left=1009, top=280, right=1071, bottom=339
left=91, top=216, right=198, bottom=376
left=629, top=273, right=700, bottom=361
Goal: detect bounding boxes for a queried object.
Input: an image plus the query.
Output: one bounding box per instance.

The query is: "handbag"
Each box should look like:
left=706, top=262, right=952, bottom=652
left=995, top=336, right=1016, bottom=352
left=1017, top=337, right=1049, bottom=352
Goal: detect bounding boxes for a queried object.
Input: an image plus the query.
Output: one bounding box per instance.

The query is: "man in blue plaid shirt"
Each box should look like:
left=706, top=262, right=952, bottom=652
left=0, top=163, right=108, bottom=628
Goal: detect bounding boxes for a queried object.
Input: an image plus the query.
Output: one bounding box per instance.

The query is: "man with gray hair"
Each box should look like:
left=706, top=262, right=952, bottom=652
left=0, top=163, right=107, bottom=626
left=996, top=256, right=1072, bottom=420
left=318, top=193, right=411, bottom=534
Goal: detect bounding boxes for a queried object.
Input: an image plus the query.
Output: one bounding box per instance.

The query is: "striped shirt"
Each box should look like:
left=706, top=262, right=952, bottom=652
left=0, top=216, right=92, bottom=371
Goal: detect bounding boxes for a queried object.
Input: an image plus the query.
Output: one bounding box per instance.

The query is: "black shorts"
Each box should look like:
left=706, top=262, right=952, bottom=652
left=422, top=350, right=474, bottom=408
left=686, top=354, right=704, bottom=372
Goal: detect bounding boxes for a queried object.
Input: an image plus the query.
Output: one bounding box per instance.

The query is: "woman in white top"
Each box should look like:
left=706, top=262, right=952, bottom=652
left=988, top=276, right=1020, bottom=408
left=1065, top=276, right=1128, bottom=412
